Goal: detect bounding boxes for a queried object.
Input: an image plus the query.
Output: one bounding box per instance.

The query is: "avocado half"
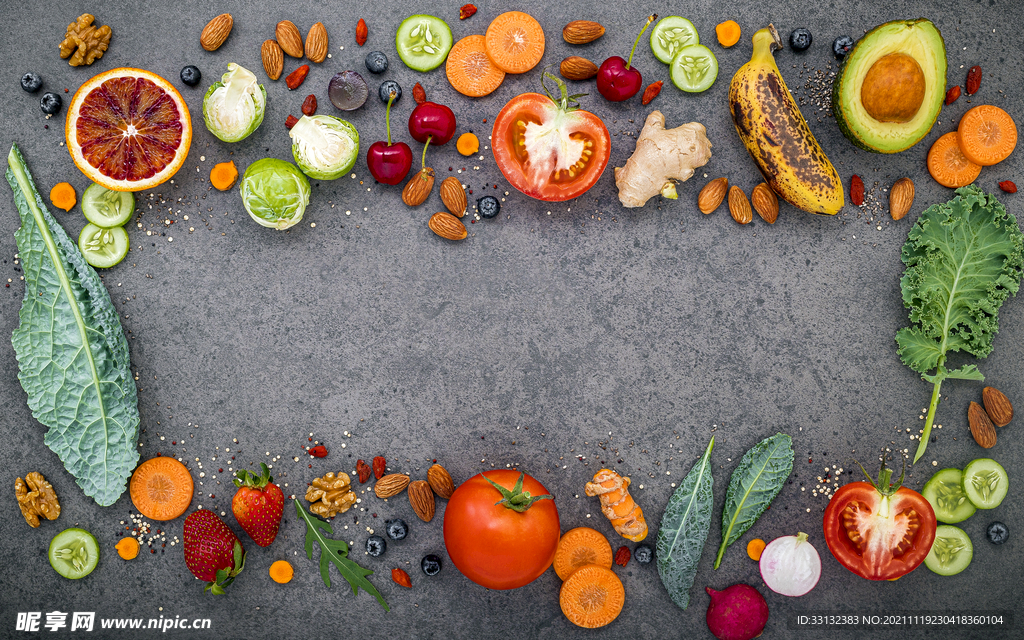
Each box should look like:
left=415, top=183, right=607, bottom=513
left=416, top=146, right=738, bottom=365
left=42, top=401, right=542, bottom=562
left=833, top=19, right=947, bottom=153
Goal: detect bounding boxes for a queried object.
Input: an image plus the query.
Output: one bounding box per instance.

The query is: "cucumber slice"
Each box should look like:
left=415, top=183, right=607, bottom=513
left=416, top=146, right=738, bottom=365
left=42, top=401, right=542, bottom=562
left=78, top=223, right=129, bottom=269
left=924, top=525, right=972, bottom=576
left=396, top=15, right=453, bottom=72
left=650, top=16, right=699, bottom=64
left=962, top=458, right=1008, bottom=509
left=82, top=183, right=134, bottom=228
left=669, top=44, right=719, bottom=93
left=49, top=528, right=100, bottom=579
left=922, top=468, right=977, bottom=524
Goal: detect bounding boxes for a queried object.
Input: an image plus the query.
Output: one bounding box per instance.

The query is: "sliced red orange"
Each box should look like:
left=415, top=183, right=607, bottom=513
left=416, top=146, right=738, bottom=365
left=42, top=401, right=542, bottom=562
left=66, top=68, right=192, bottom=192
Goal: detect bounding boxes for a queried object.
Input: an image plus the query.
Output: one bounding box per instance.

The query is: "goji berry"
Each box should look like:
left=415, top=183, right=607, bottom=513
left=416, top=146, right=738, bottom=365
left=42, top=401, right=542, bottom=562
left=309, top=445, right=328, bottom=458
left=850, top=174, right=864, bottom=206
left=999, top=180, right=1018, bottom=194
left=373, top=456, right=387, bottom=479
left=392, top=567, right=412, bottom=588
left=302, top=94, right=317, bottom=116
left=356, top=459, right=372, bottom=483
left=641, top=81, right=663, bottom=106
left=944, top=85, right=960, bottom=106
left=356, top=19, right=368, bottom=47
left=965, top=65, right=982, bottom=95
left=615, top=546, right=630, bottom=567
left=285, top=115, right=299, bottom=129
left=412, top=82, right=426, bottom=105
left=459, top=4, right=478, bottom=20
left=285, top=65, right=310, bottom=90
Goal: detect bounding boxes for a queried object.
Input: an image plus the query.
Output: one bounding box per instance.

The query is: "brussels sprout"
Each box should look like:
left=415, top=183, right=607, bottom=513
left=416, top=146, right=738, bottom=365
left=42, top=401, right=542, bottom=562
left=238, top=159, right=310, bottom=230
left=203, top=63, right=267, bottom=143
left=289, top=115, right=360, bottom=180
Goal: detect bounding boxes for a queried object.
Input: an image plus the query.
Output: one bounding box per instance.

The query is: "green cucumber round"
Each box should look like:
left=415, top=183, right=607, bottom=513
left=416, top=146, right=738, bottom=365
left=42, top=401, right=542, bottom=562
left=922, top=468, right=976, bottom=524
left=924, top=525, right=972, bottom=576
left=669, top=44, right=719, bottom=93
left=396, top=15, right=453, bottom=72
left=49, top=528, right=100, bottom=579
left=650, top=16, right=699, bottom=64
left=79, top=223, right=129, bottom=269
left=962, top=458, right=1008, bottom=509
left=82, top=183, right=135, bottom=228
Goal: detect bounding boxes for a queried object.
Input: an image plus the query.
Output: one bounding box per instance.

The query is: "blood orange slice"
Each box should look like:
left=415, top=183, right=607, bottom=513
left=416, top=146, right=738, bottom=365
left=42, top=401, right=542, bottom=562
left=66, top=68, right=191, bottom=192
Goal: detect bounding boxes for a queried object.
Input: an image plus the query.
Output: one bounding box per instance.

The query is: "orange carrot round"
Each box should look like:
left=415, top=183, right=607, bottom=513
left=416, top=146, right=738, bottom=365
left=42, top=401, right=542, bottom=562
left=49, top=182, right=76, bottom=212
left=747, top=538, right=766, bottom=561
left=115, top=537, right=140, bottom=560
left=484, top=11, right=545, bottom=74
left=210, top=161, right=239, bottom=191
left=927, top=132, right=982, bottom=188
left=447, top=35, right=506, bottom=97
left=553, top=527, right=613, bottom=580
left=716, top=20, right=741, bottom=48
left=269, top=560, right=294, bottom=583
left=957, top=105, right=1018, bottom=166
left=129, top=457, right=194, bottom=521
left=559, top=565, right=625, bottom=628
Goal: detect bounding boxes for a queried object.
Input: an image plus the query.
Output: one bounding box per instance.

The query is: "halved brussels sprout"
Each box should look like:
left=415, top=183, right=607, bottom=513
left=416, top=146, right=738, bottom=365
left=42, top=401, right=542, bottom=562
left=203, top=63, right=267, bottom=143
left=239, top=159, right=310, bottom=230
left=289, top=115, right=360, bottom=180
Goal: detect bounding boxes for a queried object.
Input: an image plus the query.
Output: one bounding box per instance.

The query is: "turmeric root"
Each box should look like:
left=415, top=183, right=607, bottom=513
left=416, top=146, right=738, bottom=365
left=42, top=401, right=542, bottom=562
left=585, top=469, right=648, bottom=542
left=613, top=110, right=712, bottom=208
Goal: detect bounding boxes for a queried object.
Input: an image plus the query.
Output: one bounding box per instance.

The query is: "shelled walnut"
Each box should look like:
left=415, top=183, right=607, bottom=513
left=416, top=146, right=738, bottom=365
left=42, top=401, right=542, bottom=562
left=16, top=472, right=60, bottom=528
left=305, top=472, right=356, bottom=518
left=59, top=14, right=112, bottom=67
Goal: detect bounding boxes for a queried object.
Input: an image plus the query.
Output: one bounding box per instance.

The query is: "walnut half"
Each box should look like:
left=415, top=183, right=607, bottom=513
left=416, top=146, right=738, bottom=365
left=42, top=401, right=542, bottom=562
left=305, top=472, right=356, bottom=519
left=16, top=472, right=61, bottom=528
left=59, top=14, right=112, bottom=67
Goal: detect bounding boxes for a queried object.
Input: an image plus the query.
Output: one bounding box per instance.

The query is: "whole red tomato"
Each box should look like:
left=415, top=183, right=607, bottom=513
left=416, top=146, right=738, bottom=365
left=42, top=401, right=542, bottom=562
left=443, top=470, right=560, bottom=590
left=822, top=458, right=936, bottom=581
left=491, top=73, right=610, bottom=202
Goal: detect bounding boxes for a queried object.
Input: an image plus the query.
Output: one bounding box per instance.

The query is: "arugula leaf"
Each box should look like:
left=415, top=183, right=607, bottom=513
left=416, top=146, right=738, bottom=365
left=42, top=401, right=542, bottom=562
left=656, top=437, right=714, bottom=611
left=896, top=186, right=1024, bottom=462
left=6, top=144, right=139, bottom=506
left=713, top=433, right=793, bottom=569
left=293, top=500, right=389, bottom=611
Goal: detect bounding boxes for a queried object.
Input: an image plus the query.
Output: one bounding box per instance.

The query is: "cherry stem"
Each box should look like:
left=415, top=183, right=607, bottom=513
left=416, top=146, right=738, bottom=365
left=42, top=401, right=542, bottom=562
left=626, top=15, right=657, bottom=70
left=420, top=136, right=432, bottom=171
left=385, top=92, right=396, bottom=146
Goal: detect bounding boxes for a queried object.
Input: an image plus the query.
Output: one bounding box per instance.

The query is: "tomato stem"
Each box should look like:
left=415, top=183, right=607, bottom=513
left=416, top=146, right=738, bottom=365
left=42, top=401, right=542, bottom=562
left=483, top=472, right=553, bottom=513
left=626, top=15, right=658, bottom=70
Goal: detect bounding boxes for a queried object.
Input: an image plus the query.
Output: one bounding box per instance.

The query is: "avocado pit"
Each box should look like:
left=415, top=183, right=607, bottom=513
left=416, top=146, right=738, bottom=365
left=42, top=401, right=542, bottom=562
left=861, top=53, right=926, bottom=123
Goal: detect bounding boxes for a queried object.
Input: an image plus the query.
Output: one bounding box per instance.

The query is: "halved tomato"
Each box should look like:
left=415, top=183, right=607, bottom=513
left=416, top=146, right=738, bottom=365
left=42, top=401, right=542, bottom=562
left=492, top=74, right=610, bottom=202
left=823, top=457, right=936, bottom=581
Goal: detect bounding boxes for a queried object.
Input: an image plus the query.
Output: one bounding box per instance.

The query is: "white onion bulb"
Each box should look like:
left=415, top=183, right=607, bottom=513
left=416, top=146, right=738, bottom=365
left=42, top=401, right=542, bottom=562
left=759, top=532, right=821, bottom=596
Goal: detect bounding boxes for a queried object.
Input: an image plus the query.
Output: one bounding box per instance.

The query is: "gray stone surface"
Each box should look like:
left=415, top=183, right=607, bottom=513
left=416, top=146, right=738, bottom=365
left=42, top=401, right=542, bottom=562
left=0, top=1, right=1021, bottom=638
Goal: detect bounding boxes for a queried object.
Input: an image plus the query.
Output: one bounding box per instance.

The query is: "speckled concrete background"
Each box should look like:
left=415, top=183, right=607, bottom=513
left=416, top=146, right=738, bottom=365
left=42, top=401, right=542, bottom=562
left=0, top=1, right=1021, bottom=638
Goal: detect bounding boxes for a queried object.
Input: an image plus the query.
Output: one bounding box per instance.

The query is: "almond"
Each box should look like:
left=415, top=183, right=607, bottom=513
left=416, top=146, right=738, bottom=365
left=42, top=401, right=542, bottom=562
left=429, top=212, right=468, bottom=241
left=560, top=56, right=599, bottom=81
left=305, top=22, right=328, bottom=63
left=408, top=480, right=436, bottom=522
left=427, top=464, right=455, bottom=499
left=261, top=40, right=284, bottom=81
left=968, top=401, right=997, bottom=449
left=698, top=178, right=727, bottom=214
left=200, top=14, right=233, bottom=52
left=374, top=474, right=410, bottom=499
left=439, top=176, right=467, bottom=217
left=889, top=177, right=914, bottom=221
left=276, top=20, right=304, bottom=58
left=563, top=20, right=605, bottom=45
left=983, top=386, right=1013, bottom=427
left=751, top=183, right=779, bottom=224
left=402, top=168, right=435, bottom=207
left=728, top=186, right=752, bottom=225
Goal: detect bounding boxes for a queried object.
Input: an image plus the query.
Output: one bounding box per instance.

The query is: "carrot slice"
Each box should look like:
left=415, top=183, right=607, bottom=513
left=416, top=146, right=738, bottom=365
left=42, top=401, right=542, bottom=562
left=129, top=457, right=194, bottom=521
left=957, top=105, right=1018, bottom=166
left=484, top=11, right=545, bottom=74
left=447, top=35, right=506, bottom=97
left=927, top=131, right=982, bottom=188
left=559, top=564, right=625, bottom=628
left=554, top=527, right=613, bottom=580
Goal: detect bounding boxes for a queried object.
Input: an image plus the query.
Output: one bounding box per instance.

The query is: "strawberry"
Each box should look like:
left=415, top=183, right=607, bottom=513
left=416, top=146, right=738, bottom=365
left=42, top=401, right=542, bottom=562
left=232, top=463, right=284, bottom=547
left=183, top=509, right=245, bottom=594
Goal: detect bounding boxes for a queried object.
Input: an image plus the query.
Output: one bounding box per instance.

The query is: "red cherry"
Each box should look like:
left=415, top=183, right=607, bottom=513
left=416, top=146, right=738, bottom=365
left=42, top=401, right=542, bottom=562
left=366, top=91, right=413, bottom=184
left=409, top=102, right=457, bottom=145
left=597, top=15, right=657, bottom=103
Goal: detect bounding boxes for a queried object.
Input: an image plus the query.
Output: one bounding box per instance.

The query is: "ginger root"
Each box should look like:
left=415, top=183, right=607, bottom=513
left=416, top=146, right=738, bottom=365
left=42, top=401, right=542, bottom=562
left=585, top=468, right=647, bottom=542
left=614, top=110, right=712, bottom=208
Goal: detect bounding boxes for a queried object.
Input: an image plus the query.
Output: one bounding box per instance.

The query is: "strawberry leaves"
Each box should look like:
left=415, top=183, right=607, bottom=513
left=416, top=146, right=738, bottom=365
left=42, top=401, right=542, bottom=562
left=293, top=500, right=389, bottom=611
left=207, top=541, right=246, bottom=595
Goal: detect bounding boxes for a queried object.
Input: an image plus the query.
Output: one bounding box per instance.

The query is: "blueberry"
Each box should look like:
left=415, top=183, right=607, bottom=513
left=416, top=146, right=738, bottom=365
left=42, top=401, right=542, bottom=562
left=477, top=196, right=500, bottom=219
left=21, top=72, right=42, bottom=93
left=180, top=65, right=202, bottom=87
left=365, top=535, right=387, bottom=557
left=633, top=544, right=653, bottom=564
left=40, top=92, right=62, bottom=115
left=385, top=518, right=408, bottom=540
left=421, top=554, right=442, bottom=576
left=378, top=80, right=402, bottom=104
left=832, top=35, right=855, bottom=58
left=365, top=51, right=389, bottom=74
left=789, top=29, right=812, bottom=52
left=987, top=521, right=1009, bottom=545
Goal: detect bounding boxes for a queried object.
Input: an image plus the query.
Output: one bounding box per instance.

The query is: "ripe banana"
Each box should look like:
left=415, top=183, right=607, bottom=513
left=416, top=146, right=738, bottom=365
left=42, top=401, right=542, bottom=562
left=729, top=24, right=844, bottom=215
